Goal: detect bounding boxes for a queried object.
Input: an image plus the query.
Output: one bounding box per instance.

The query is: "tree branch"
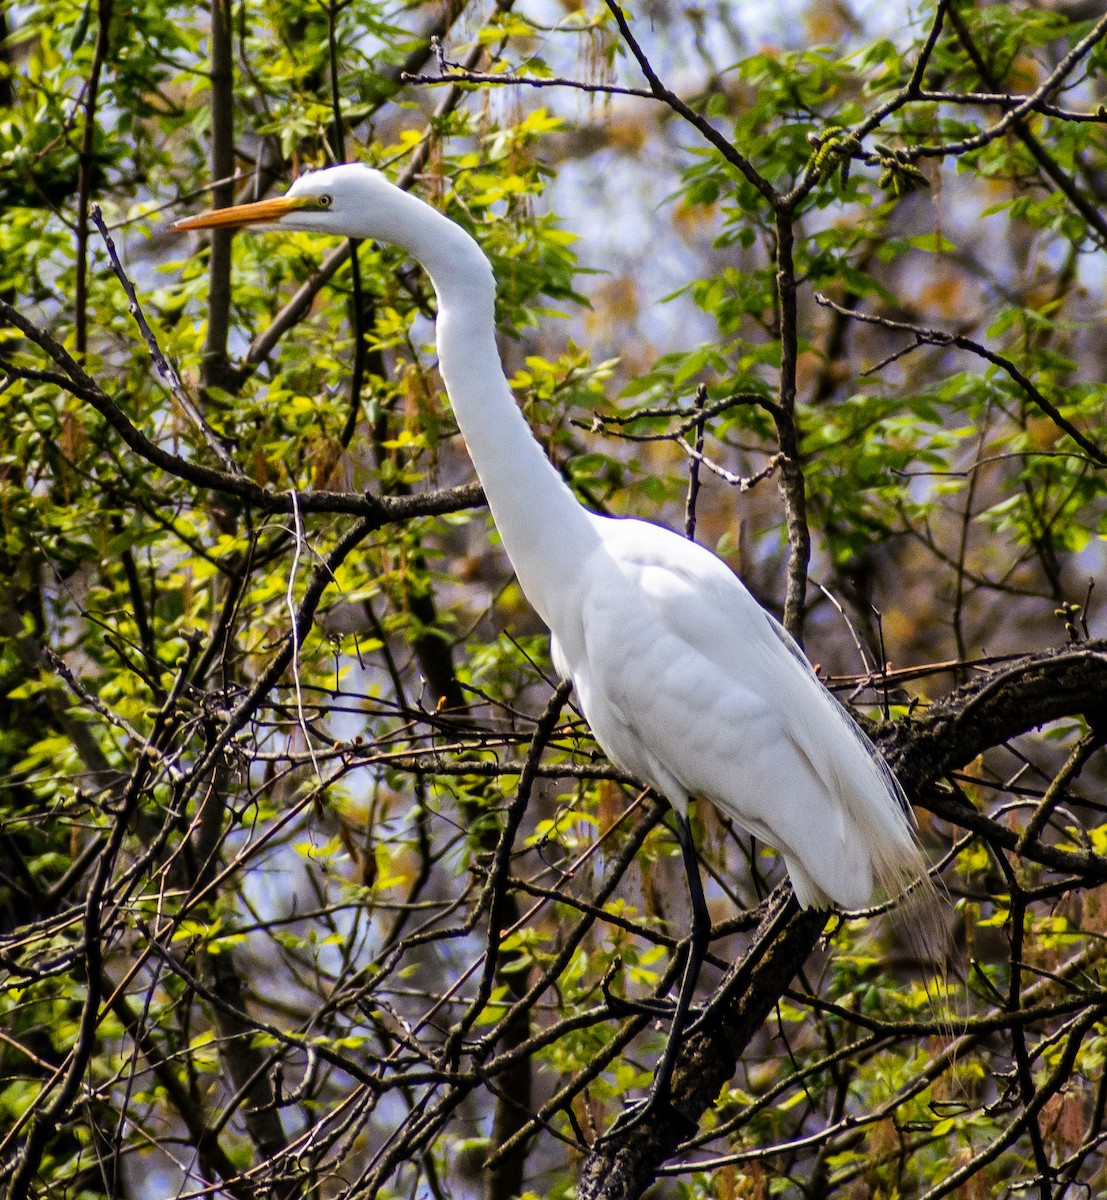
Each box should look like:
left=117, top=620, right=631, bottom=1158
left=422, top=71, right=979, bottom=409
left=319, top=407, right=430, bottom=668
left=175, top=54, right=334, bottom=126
left=812, top=292, right=1107, bottom=466
left=576, top=639, right=1107, bottom=1199
left=0, top=296, right=485, bottom=518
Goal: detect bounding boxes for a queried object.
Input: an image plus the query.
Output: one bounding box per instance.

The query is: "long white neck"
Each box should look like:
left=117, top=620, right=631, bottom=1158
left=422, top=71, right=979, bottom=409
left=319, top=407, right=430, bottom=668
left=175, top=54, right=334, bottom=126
left=390, top=202, right=599, bottom=626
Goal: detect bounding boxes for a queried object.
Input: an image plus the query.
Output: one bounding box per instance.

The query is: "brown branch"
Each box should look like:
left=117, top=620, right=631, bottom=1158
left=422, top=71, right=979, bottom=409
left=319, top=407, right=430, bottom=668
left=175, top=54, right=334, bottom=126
left=945, top=3, right=1107, bottom=247
left=460, top=681, right=576, bottom=1051
left=916, top=90, right=1107, bottom=122
left=902, top=10, right=1107, bottom=163
left=88, top=206, right=238, bottom=473
left=202, top=0, right=235, bottom=392
left=812, top=292, right=1107, bottom=466
left=772, top=211, right=811, bottom=642
left=784, top=0, right=950, bottom=209
left=403, top=50, right=653, bottom=100
left=683, top=383, right=708, bottom=540
left=601, top=0, right=777, bottom=206
left=0, top=296, right=485, bottom=518
left=886, top=641, right=1107, bottom=794
left=73, top=0, right=113, bottom=355
left=574, top=639, right=1107, bottom=1199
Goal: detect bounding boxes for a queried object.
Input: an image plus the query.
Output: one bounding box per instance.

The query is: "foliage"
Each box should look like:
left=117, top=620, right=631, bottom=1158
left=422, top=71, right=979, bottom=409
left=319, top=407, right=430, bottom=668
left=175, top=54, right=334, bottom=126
left=2, top=2, right=1107, bottom=1198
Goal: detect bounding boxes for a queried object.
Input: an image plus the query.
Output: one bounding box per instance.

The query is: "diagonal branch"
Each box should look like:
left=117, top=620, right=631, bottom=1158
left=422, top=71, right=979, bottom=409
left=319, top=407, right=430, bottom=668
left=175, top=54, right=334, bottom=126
left=601, top=0, right=777, bottom=206
left=0, top=297, right=485, bottom=519
left=576, top=639, right=1107, bottom=1199
left=812, top=292, right=1107, bottom=467
left=89, top=205, right=239, bottom=473
left=903, top=10, right=1107, bottom=163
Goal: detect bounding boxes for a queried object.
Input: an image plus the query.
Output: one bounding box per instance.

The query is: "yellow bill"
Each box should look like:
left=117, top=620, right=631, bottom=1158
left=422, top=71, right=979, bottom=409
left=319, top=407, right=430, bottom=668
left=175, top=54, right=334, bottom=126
left=172, top=195, right=313, bottom=231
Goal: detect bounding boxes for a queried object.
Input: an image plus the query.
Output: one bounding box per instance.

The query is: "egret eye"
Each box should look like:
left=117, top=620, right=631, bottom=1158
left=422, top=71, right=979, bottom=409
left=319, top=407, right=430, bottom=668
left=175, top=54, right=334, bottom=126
left=317, top=194, right=333, bottom=209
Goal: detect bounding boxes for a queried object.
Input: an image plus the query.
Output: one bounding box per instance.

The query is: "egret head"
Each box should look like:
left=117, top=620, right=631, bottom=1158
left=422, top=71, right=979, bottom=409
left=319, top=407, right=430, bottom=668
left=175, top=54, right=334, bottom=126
left=173, top=164, right=421, bottom=246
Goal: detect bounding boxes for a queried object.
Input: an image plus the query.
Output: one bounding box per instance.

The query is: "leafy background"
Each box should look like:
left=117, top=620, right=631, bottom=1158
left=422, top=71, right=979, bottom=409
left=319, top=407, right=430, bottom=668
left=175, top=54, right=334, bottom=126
left=2, top=2, right=1107, bottom=1198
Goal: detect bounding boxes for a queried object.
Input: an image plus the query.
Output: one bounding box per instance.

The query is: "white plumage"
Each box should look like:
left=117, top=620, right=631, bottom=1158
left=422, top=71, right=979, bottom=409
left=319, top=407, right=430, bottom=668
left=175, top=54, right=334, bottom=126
left=554, top=516, right=921, bottom=909
left=175, top=163, right=933, bottom=915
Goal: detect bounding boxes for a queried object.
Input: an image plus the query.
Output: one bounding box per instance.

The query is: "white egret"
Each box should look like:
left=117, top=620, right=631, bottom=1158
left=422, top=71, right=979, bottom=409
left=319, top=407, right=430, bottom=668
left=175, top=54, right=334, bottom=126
left=175, top=164, right=939, bottom=1103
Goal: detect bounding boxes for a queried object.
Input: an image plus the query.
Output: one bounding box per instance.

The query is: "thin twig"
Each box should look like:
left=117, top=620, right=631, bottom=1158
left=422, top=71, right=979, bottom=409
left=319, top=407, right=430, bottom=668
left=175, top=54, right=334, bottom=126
left=813, top=292, right=1107, bottom=467
left=593, top=393, right=776, bottom=427
left=812, top=581, right=873, bottom=680
left=683, top=383, right=708, bottom=541
left=403, top=62, right=652, bottom=101
left=446, top=681, right=574, bottom=1055
left=89, top=205, right=240, bottom=474
left=916, top=90, right=1107, bottom=122
left=685, top=447, right=784, bottom=492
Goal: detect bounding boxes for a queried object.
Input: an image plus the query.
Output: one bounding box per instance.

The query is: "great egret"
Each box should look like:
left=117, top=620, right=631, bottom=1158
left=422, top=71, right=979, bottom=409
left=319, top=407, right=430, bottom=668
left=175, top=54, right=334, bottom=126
left=175, top=164, right=939, bottom=1102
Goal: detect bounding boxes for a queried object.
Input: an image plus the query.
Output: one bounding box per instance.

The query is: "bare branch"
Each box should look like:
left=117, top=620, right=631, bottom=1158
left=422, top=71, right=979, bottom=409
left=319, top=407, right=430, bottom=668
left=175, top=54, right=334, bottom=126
left=813, top=292, right=1107, bottom=466
left=90, top=205, right=239, bottom=473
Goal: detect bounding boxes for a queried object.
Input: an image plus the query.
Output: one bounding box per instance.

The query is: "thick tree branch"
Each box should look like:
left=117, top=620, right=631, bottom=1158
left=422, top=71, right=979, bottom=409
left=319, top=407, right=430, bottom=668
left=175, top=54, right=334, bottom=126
left=576, top=639, right=1107, bottom=1199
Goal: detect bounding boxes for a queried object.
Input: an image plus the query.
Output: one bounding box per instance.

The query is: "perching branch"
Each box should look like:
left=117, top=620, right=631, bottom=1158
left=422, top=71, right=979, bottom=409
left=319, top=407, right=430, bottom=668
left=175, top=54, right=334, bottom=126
left=575, top=639, right=1107, bottom=1199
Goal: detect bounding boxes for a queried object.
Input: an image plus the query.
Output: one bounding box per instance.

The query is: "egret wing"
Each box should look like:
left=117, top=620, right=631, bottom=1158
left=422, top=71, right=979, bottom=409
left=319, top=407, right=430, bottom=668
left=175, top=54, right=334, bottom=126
left=562, top=518, right=920, bottom=909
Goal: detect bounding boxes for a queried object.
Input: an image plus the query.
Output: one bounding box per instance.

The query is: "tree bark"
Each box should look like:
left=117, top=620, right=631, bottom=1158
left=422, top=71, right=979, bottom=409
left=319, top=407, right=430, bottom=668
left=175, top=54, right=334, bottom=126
left=577, top=639, right=1107, bottom=1199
